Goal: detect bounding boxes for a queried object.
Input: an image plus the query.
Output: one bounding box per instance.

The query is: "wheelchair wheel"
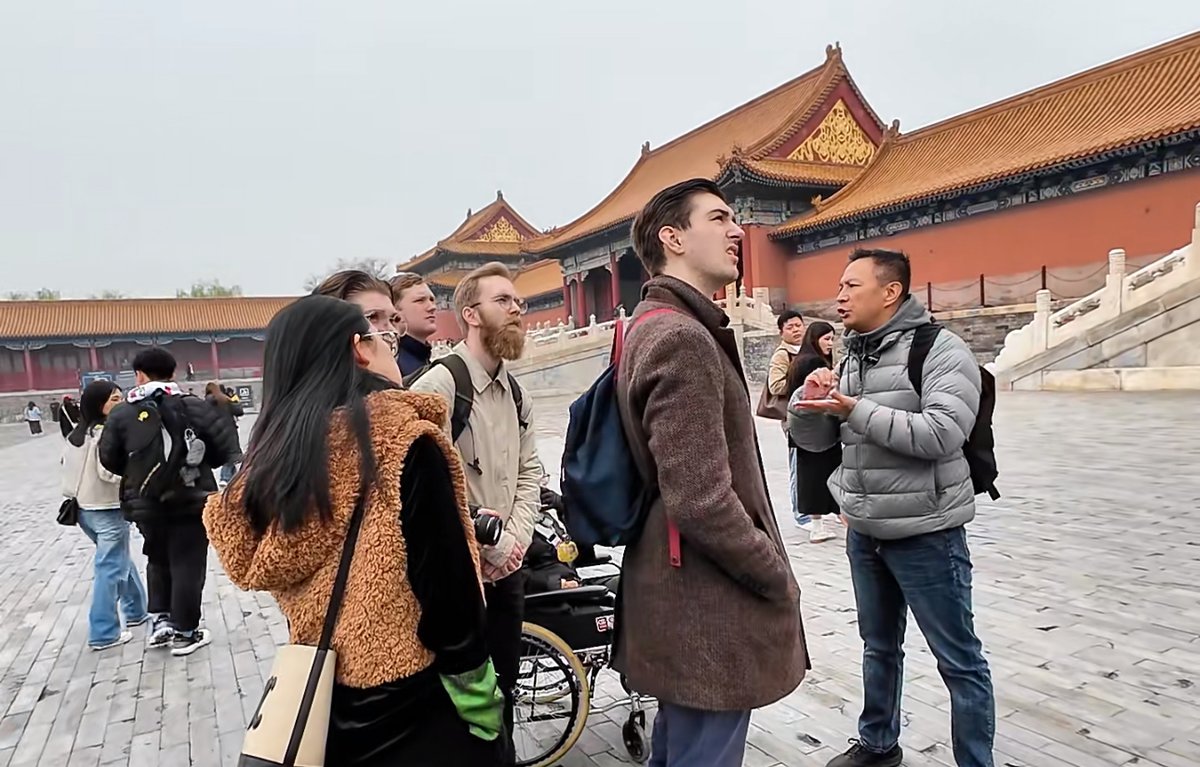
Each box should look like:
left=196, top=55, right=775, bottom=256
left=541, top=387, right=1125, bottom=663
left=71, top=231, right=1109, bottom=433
left=514, top=622, right=590, bottom=767
left=623, top=709, right=649, bottom=763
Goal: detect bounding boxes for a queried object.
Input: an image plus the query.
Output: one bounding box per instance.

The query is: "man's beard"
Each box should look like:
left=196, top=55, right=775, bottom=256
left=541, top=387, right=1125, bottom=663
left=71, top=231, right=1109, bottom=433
left=481, top=318, right=526, bottom=360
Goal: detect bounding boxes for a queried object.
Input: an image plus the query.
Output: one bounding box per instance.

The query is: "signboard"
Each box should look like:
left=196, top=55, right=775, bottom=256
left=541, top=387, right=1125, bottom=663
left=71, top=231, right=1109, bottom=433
left=235, top=385, right=255, bottom=409
left=80, top=371, right=115, bottom=390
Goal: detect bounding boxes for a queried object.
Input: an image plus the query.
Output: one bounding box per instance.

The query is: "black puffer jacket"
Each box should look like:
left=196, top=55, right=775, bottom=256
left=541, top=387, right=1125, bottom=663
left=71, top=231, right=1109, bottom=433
left=99, top=389, right=241, bottom=520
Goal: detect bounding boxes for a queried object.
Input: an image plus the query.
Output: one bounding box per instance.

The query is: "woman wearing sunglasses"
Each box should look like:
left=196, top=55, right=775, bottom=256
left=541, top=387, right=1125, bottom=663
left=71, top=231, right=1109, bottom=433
left=204, top=295, right=504, bottom=766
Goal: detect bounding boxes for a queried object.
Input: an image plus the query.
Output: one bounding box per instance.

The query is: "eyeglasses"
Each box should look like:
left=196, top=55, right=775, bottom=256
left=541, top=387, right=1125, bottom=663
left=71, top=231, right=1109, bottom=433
left=362, top=329, right=400, bottom=354
left=363, top=309, right=406, bottom=335
left=470, top=295, right=528, bottom=315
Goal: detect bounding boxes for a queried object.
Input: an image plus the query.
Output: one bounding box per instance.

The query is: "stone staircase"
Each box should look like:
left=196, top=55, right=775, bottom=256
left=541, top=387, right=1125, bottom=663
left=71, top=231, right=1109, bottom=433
left=992, top=202, right=1200, bottom=391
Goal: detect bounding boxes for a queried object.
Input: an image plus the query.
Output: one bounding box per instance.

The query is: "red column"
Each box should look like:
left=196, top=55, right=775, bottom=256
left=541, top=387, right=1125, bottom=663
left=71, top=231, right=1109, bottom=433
left=609, top=254, right=620, bottom=315
left=210, top=341, right=220, bottom=379
left=23, top=348, right=34, bottom=391
left=573, top=276, right=586, bottom=325
left=88, top=345, right=99, bottom=370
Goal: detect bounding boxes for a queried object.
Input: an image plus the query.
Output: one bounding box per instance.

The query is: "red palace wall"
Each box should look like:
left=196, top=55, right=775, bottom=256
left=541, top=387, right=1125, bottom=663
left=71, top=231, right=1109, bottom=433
left=525, top=305, right=568, bottom=330
left=784, top=168, right=1200, bottom=304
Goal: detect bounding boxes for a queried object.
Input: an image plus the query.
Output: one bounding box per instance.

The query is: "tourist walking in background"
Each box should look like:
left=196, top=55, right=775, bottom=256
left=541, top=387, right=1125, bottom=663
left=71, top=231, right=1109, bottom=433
left=204, top=382, right=244, bottom=484
left=792, top=249, right=994, bottom=767
left=59, top=395, right=81, bottom=439
left=204, top=295, right=504, bottom=766
left=618, top=179, right=808, bottom=767
left=99, top=348, right=240, bottom=657
left=24, top=401, right=43, bottom=436
left=392, top=272, right=439, bottom=376
left=62, top=380, right=149, bottom=650
left=408, top=262, right=540, bottom=764
left=787, top=320, right=841, bottom=544
left=765, top=309, right=807, bottom=527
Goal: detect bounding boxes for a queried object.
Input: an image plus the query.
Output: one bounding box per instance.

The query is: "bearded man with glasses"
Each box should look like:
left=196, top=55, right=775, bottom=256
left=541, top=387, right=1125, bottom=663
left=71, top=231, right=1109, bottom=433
left=408, top=261, right=540, bottom=765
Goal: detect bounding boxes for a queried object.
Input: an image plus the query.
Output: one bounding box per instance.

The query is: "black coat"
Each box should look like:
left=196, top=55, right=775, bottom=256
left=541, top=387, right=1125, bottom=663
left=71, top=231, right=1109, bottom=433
left=789, top=353, right=841, bottom=517
left=100, top=391, right=241, bottom=519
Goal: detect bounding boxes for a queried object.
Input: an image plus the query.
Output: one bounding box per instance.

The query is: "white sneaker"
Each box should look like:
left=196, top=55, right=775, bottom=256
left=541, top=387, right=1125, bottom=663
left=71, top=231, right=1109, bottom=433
left=809, top=517, right=836, bottom=543
left=148, top=616, right=175, bottom=648
left=90, top=631, right=133, bottom=651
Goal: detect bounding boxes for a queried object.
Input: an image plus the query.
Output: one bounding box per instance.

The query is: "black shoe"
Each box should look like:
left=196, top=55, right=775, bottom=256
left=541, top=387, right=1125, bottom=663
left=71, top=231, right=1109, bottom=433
left=170, top=628, right=212, bottom=657
left=826, top=740, right=903, bottom=767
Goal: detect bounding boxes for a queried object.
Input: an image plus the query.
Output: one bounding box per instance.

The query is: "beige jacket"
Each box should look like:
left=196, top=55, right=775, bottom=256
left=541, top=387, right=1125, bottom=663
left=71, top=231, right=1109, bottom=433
left=407, top=343, right=541, bottom=568
left=61, top=426, right=121, bottom=510
left=767, top=343, right=799, bottom=397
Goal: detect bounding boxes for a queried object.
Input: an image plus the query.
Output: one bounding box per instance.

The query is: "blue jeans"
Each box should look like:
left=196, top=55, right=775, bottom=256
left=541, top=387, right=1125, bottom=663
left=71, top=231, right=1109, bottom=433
left=78, top=509, right=148, bottom=646
left=219, top=462, right=237, bottom=483
left=788, top=447, right=808, bottom=524
left=848, top=527, right=994, bottom=767
left=650, top=703, right=751, bottom=767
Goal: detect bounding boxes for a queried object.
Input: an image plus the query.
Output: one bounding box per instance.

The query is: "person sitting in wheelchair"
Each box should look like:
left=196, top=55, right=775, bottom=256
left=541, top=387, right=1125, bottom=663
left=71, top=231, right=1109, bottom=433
left=524, top=481, right=618, bottom=597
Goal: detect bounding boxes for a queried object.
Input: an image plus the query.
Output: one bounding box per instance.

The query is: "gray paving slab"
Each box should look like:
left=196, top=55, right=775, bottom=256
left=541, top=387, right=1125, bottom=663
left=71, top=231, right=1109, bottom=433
left=0, top=391, right=1197, bottom=765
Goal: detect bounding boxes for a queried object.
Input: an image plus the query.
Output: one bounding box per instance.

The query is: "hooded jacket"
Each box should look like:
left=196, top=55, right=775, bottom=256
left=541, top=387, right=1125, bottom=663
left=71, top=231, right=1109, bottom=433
left=789, top=296, right=981, bottom=539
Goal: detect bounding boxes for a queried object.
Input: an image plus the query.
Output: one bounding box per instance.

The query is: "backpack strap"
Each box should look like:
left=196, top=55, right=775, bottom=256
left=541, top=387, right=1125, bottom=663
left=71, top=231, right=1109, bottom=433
left=613, top=306, right=682, bottom=567
left=507, top=373, right=528, bottom=432
left=907, top=324, right=943, bottom=398
left=435, top=355, right=475, bottom=443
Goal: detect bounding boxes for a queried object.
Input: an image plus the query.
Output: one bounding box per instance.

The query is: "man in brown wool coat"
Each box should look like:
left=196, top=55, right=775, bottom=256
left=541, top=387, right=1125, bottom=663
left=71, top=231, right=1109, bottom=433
left=614, top=178, right=810, bottom=767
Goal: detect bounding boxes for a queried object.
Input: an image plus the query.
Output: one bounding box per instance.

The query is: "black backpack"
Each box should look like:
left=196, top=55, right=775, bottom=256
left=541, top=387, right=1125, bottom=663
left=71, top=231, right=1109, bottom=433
left=119, top=394, right=200, bottom=514
left=404, top=354, right=526, bottom=442
left=908, top=324, right=1000, bottom=500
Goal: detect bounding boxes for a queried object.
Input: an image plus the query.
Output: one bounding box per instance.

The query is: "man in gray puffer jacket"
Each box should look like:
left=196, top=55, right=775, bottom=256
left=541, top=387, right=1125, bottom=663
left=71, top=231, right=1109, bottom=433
left=791, top=249, right=994, bottom=767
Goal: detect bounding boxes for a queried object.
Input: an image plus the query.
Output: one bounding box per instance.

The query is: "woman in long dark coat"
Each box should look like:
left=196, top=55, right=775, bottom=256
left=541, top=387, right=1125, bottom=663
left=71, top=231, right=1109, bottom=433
left=786, top=321, right=842, bottom=543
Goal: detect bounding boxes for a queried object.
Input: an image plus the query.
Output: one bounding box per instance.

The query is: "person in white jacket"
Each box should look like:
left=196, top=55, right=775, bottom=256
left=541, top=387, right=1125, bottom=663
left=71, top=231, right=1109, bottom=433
left=62, top=380, right=148, bottom=650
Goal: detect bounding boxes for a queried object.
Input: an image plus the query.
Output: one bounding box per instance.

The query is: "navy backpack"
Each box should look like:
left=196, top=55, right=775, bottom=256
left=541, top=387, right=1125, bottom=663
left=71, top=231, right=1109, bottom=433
left=561, top=308, right=680, bottom=565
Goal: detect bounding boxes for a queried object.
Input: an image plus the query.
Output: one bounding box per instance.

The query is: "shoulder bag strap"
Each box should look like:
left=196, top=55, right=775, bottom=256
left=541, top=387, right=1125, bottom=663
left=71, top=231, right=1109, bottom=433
left=318, top=489, right=369, bottom=650
left=284, top=487, right=369, bottom=765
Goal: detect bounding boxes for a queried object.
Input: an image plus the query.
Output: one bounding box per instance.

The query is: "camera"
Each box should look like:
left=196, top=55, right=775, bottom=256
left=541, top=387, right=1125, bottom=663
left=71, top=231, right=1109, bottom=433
left=469, top=505, right=503, bottom=547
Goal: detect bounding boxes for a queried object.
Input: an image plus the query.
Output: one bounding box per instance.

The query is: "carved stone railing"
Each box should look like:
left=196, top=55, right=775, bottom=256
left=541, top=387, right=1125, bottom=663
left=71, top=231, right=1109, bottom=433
left=715, top=285, right=779, bottom=331
left=992, top=201, right=1200, bottom=373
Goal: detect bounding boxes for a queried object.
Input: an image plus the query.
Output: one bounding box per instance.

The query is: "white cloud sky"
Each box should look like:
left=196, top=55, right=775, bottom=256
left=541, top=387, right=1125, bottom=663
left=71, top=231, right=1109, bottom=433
left=2, top=0, right=1197, bottom=297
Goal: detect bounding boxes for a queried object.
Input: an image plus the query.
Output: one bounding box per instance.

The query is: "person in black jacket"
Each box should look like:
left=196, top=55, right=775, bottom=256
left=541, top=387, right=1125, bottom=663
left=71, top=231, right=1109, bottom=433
left=786, top=321, right=842, bottom=544
left=99, top=348, right=240, bottom=656
left=205, top=382, right=245, bottom=484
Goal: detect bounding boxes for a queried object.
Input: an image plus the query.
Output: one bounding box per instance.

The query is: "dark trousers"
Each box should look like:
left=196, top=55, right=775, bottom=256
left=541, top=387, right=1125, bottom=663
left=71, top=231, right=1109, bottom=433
left=138, top=515, right=208, bottom=633
left=848, top=527, right=995, bottom=767
left=484, top=569, right=525, bottom=766
left=649, top=703, right=751, bottom=767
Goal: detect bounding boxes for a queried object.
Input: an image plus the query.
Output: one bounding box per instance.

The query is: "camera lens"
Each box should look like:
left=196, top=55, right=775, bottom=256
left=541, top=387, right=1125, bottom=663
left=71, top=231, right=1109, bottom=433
left=473, top=514, right=503, bottom=547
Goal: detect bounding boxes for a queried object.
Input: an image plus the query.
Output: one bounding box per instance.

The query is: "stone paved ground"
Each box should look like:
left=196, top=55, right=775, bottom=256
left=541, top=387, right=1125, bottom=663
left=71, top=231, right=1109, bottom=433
left=1, top=391, right=1199, bottom=766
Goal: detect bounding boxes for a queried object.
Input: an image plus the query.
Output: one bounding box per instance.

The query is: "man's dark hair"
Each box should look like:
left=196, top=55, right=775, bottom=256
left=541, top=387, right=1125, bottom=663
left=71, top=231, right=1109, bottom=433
left=776, top=308, right=804, bottom=333
left=631, top=178, right=727, bottom=276
left=849, top=248, right=912, bottom=296
left=132, top=348, right=177, bottom=381
left=311, top=269, right=395, bottom=303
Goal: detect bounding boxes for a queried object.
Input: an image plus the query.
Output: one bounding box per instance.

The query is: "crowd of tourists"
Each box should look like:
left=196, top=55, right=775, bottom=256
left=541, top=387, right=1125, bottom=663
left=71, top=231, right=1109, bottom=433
left=52, top=178, right=997, bottom=767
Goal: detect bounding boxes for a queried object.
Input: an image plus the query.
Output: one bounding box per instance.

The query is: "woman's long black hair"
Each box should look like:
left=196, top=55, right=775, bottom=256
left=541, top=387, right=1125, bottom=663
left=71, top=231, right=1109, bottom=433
left=239, top=294, right=397, bottom=534
left=787, top=320, right=837, bottom=392
left=69, top=380, right=121, bottom=447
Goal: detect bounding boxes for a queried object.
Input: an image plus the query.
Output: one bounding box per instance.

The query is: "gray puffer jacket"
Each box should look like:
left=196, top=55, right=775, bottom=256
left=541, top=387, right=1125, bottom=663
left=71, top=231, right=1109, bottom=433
left=788, top=297, right=981, bottom=540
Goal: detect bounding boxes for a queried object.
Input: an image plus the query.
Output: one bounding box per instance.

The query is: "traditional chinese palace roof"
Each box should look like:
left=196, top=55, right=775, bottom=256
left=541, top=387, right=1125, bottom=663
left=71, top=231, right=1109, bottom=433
left=399, top=191, right=543, bottom=271
left=772, top=31, right=1200, bottom=238
left=525, top=44, right=883, bottom=253
left=401, top=192, right=565, bottom=299
left=0, top=297, right=296, bottom=341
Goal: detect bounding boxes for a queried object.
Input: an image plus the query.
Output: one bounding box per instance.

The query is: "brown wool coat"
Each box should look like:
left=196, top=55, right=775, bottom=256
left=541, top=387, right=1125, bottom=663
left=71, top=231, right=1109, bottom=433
left=614, top=276, right=809, bottom=711
left=203, top=390, right=481, bottom=689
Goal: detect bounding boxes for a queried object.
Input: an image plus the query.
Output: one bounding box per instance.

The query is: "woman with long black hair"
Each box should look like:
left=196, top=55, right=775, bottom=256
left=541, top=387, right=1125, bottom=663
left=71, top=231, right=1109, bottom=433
left=62, top=380, right=149, bottom=649
left=203, top=294, right=504, bottom=766
left=787, top=321, right=843, bottom=544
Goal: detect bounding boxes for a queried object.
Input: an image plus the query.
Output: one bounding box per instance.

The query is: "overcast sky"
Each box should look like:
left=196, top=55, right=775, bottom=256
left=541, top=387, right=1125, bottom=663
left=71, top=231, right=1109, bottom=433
left=2, top=1, right=1197, bottom=299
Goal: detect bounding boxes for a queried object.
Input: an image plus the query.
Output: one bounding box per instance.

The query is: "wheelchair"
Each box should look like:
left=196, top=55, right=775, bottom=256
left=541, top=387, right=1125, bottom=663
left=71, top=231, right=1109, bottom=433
left=513, top=514, right=653, bottom=767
